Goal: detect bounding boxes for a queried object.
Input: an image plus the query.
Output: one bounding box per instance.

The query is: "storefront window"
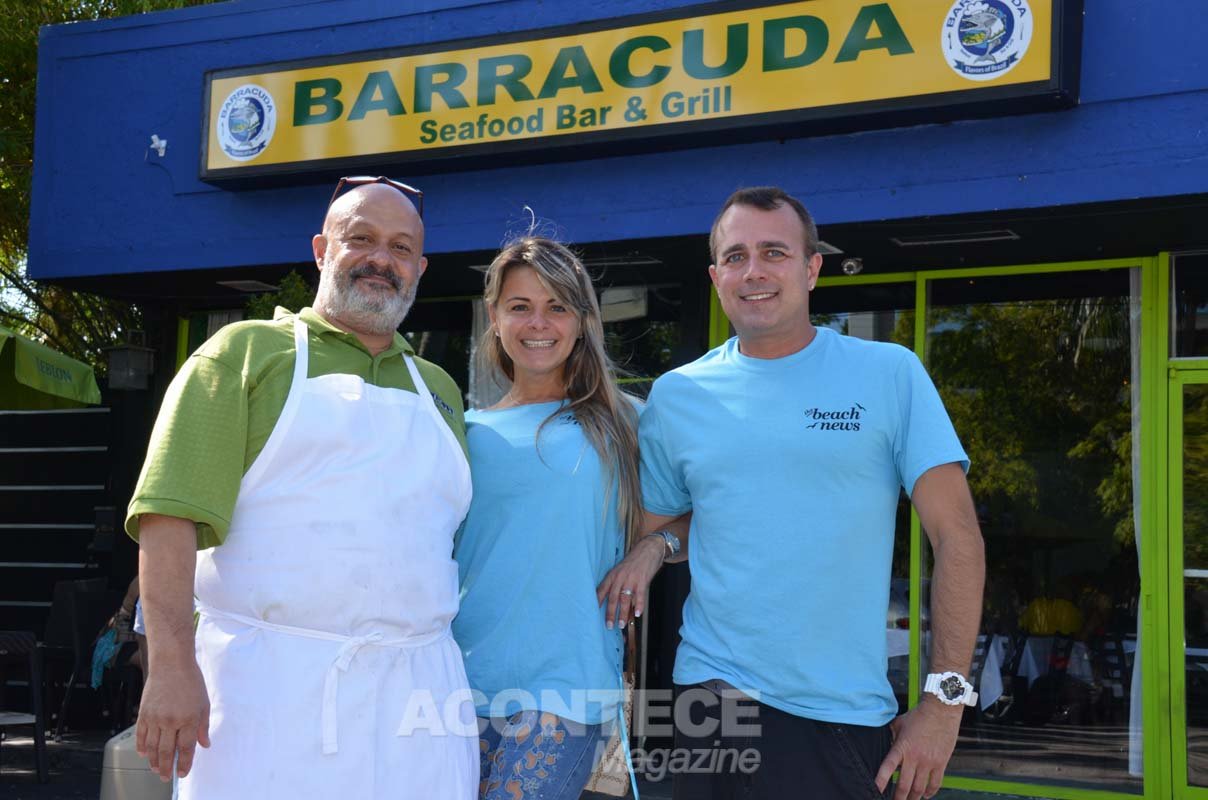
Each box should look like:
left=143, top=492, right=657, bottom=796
left=604, top=284, right=686, bottom=399
left=1173, top=253, right=1208, bottom=358
left=813, top=281, right=916, bottom=711
left=402, top=298, right=473, bottom=391
left=924, top=269, right=1142, bottom=793
left=1181, top=383, right=1208, bottom=788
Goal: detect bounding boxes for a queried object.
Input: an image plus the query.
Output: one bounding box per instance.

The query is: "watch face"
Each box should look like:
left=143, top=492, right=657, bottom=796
left=939, top=675, right=964, bottom=700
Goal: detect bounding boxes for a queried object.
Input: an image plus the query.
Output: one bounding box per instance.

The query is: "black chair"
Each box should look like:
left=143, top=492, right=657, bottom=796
left=0, top=631, right=50, bottom=782
left=969, top=632, right=990, bottom=686
left=982, top=631, right=1028, bottom=723
left=1022, top=634, right=1084, bottom=725
left=1090, top=634, right=1132, bottom=722
left=39, top=579, right=120, bottom=739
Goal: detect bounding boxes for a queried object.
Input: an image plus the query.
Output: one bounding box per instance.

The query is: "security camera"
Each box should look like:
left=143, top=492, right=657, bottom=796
left=841, top=258, right=863, bottom=276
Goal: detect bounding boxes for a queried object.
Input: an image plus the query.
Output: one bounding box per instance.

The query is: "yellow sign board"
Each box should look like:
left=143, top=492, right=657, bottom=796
left=202, top=0, right=1070, bottom=178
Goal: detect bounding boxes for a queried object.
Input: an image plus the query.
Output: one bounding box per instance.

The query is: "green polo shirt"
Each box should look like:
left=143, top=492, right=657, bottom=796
left=125, top=307, right=467, bottom=549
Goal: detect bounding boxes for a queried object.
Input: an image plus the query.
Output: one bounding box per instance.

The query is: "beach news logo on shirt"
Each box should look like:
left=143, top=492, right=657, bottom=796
left=804, top=403, right=865, bottom=431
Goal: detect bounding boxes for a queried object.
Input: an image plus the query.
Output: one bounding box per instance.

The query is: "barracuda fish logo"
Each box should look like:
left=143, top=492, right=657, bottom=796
left=217, top=84, right=277, bottom=161
left=960, top=8, right=1010, bottom=59
left=942, top=0, right=1033, bottom=82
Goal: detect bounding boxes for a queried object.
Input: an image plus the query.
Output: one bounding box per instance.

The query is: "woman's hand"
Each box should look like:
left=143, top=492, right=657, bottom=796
left=597, top=534, right=666, bottom=629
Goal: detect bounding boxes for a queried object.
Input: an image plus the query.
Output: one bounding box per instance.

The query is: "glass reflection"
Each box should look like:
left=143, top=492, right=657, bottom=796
left=1183, top=384, right=1208, bottom=787
left=925, top=270, right=1142, bottom=793
left=1173, top=253, right=1208, bottom=358
left=813, top=281, right=916, bottom=711
left=604, top=285, right=685, bottom=400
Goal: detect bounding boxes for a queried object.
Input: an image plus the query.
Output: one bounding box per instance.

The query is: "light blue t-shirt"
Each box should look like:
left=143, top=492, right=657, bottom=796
left=453, top=401, right=624, bottom=725
left=640, top=328, right=968, bottom=726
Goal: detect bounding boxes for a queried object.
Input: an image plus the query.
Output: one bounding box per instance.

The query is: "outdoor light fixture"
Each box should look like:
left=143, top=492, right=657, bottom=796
left=890, top=229, right=1020, bottom=247
left=106, top=331, right=155, bottom=390
left=217, top=279, right=280, bottom=292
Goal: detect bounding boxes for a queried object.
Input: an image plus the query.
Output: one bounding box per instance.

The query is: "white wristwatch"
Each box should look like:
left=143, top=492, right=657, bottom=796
left=924, top=671, right=978, bottom=706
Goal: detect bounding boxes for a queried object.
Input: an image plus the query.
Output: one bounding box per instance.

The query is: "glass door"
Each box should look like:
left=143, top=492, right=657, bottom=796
left=1170, top=369, right=1208, bottom=800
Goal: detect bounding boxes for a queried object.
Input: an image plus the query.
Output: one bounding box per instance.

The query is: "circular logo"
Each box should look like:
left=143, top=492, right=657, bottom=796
left=942, top=0, right=1033, bottom=81
left=216, top=84, right=276, bottom=161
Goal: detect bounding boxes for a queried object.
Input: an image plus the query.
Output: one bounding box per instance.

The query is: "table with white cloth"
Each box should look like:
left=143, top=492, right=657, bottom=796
left=886, top=628, right=911, bottom=659
left=978, top=634, right=1139, bottom=709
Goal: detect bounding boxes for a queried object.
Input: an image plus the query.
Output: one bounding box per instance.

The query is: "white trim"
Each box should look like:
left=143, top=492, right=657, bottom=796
left=0, top=407, right=108, bottom=416
left=0, top=485, right=104, bottom=491
left=0, top=446, right=107, bottom=453
left=0, top=562, right=90, bottom=568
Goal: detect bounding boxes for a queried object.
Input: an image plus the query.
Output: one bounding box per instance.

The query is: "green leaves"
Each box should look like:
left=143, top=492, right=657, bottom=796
left=0, top=0, right=219, bottom=370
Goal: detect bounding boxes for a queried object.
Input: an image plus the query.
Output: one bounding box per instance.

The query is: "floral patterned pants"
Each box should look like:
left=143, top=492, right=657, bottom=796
left=478, top=711, right=605, bottom=800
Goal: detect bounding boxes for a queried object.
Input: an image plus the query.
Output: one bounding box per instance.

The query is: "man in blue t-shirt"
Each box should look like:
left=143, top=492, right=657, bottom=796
left=634, top=187, right=985, bottom=800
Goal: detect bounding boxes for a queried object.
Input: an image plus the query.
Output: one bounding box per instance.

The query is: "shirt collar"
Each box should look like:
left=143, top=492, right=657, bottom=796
left=277, top=306, right=415, bottom=356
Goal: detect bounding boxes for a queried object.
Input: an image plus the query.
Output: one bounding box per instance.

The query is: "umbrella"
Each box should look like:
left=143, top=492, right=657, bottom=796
left=0, top=325, right=102, bottom=409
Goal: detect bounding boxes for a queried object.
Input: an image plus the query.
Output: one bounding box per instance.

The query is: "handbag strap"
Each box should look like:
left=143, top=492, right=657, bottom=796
left=624, top=615, right=638, bottom=683
left=620, top=622, right=641, bottom=800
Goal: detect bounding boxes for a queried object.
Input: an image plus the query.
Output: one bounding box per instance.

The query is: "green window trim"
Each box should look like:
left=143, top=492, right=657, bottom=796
left=176, top=317, right=190, bottom=372
left=708, top=289, right=730, bottom=349
left=943, top=775, right=1146, bottom=800
left=1167, top=369, right=1207, bottom=800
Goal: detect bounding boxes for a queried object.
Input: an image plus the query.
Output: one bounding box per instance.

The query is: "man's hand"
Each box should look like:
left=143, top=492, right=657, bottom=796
left=136, top=660, right=211, bottom=781
left=136, top=513, right=209, bottom=781
left=597, top=534, right=665, bottom=629
left=875, top=700, right=963, bottom=800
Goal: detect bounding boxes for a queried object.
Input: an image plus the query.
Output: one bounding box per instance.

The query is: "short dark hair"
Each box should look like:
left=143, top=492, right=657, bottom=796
left=709, top=186, right=818, bottom=262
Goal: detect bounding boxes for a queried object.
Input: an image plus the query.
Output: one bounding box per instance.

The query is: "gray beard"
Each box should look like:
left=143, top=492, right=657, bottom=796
left=314, top=263, right=416, bottom=336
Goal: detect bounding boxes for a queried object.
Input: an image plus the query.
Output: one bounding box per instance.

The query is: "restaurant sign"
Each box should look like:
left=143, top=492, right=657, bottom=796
left=201, top=0, right=1078, bottom=179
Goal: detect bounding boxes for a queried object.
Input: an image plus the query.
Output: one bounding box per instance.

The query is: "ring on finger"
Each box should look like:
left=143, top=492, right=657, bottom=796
left=620, top=588, right=634, bottom=596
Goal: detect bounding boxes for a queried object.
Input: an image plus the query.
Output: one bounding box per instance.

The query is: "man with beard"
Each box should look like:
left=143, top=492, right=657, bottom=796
left=126, top=179, right=478, bottom=799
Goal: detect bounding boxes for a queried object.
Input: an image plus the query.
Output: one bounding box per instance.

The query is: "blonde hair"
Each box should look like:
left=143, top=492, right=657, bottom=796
left=479, top=237, right=642, bottom=550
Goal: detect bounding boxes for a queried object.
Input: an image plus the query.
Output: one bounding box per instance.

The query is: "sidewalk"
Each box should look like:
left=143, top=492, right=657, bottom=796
left=1, top=731, right=1020, bottom=800
left=0, top=731, right=107, bottom=799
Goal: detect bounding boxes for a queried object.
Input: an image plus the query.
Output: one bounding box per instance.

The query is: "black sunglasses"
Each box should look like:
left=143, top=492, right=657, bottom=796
left=328, top=176, right=424, bottom=217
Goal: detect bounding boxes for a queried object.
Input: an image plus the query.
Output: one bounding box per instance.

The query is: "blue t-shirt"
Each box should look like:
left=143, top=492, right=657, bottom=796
left=640, top=328, right=968, bottom=726
left=453, top=401, right=624, bottom=724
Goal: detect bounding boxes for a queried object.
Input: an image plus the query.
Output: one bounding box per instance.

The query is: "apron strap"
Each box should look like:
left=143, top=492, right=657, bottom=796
left=291, top=319, right=310, bottom=385
left=240, top=319, right=313, bottom=493
left=402, top=353, right=470, bottom=473
left=402, top=354, right=434, bottom=410
left=197, top=603, right=450, bottom=756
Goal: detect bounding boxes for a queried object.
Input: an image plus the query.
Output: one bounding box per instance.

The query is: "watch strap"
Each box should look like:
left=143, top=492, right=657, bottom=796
left=924, top=671, right=978, bottom=707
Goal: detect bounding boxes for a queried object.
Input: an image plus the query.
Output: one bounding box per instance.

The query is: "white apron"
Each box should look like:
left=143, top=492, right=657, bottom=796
left=184, top=320, right=476, bottom=799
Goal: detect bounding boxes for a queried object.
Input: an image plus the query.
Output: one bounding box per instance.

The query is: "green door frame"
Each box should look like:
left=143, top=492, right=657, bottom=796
left=769, top=255, right=1171, bottom=800
left=1166, top=366, right=1208, bottom=800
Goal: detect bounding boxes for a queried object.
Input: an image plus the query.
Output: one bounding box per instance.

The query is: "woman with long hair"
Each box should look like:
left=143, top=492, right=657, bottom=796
left=452, top=236, right=649, bottom=799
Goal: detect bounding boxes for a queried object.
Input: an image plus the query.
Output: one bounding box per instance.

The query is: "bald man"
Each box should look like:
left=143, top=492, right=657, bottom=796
left=127, top=179, right=478, bottom=799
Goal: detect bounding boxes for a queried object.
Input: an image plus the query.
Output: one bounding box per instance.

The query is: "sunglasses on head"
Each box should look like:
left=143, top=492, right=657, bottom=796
left=328, top=176, right=424, bottom=217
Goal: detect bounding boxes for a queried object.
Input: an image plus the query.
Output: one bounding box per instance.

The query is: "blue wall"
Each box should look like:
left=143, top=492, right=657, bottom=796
left=28, top=0, right=1208, bottom=280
